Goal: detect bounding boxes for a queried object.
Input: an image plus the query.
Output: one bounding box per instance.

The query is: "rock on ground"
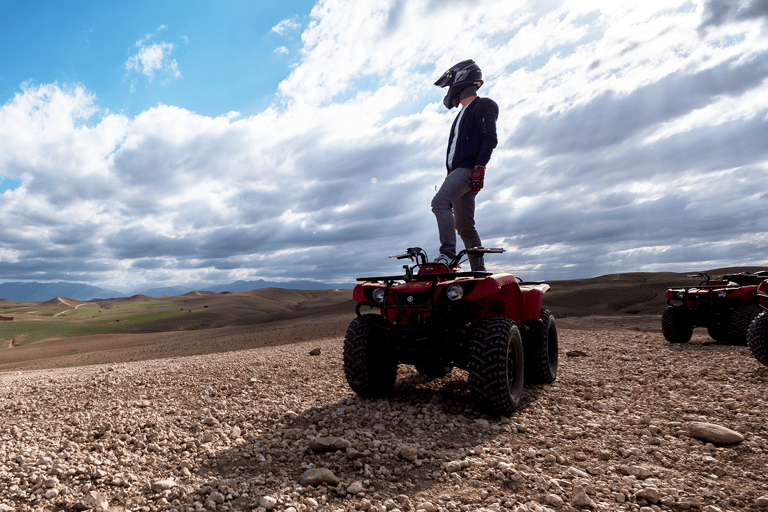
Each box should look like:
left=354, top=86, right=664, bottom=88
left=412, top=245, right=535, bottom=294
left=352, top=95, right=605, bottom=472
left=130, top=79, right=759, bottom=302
left=0, top=329, right=767, bottom=511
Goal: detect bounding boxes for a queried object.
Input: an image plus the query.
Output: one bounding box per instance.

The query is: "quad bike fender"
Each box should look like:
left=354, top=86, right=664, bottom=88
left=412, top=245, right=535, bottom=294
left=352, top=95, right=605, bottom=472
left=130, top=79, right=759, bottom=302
left=486, top=275, right=549, bottom=321
left=520, top=284, right=551, bottom=321
left=727, top=285, right=759, bottom=299
left=758, top=280, right=768, bottom=310
left=465, top=276, right=504, bottom=298
left=352, top=283, right=369, bottom=303
left=469, top=274, right=549, bottom=326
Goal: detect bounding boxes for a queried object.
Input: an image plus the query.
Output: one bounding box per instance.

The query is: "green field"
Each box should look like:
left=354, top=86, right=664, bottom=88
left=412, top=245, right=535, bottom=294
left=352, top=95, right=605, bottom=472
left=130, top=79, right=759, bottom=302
left=0, top=298, right=194, bottom=346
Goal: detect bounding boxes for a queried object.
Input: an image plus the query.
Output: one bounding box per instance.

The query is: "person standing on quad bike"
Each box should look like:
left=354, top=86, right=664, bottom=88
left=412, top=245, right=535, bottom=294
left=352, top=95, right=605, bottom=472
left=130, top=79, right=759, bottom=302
left=432, top=59, right=499, bottom=272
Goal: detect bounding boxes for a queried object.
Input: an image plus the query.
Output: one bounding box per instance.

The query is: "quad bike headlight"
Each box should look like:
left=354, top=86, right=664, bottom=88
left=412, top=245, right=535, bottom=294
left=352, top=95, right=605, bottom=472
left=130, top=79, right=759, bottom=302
left=446, top=283, right=465, bottom=301
left=676, top=291, right=685, bottom=299
left=372, top=288, right=386, bottom=303
left=717, top=290, right=728, bottom=298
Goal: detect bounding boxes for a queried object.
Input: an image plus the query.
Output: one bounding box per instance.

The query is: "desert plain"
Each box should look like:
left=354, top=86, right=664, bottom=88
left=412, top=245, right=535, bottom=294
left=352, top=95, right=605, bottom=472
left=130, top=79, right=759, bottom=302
left=1, top=269, right=767, bottom=512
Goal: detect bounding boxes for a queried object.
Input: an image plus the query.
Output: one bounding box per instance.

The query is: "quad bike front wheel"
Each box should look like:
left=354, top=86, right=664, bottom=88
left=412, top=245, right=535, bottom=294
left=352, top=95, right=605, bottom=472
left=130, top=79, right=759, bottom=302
left=662, top=305, right=693, bottom=344
left=747, top=311, right=768, bottom=367
left=468, top=316, right=524, bottom=416
left=729, top=305, right=761, bottom=346
left=343, top=314, right=398, bottom=398
left=524, top=309, right=558, bottom=384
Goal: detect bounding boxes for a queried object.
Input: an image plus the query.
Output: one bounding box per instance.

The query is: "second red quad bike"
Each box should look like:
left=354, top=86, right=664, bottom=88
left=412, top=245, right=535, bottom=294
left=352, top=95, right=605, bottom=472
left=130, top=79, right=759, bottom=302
left=746, top=279, right=768, bottom=367
left=343, top=247, right=557, bottom=416
left=662, top=271, right=768, bottom=345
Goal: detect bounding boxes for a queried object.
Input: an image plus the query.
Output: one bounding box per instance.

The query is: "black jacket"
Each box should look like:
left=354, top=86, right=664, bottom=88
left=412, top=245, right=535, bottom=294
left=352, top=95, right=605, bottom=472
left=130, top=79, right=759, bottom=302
left=445, top=97, right=499, bottom=173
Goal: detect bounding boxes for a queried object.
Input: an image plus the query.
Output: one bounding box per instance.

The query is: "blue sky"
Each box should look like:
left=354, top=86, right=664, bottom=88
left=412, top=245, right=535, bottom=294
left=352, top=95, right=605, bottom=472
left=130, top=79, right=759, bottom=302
left=0, top=0, right=312, bottom=123
left=1, top=0, right=768, bottom=291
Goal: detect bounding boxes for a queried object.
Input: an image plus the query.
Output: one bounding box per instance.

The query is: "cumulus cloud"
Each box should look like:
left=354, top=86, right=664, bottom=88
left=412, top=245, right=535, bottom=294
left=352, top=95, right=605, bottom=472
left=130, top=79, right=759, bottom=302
left=125, top=42, right=181, bottom=81
left=2, top=0, right=768, bottom=290
left=699, top=0, right=768, bottom=32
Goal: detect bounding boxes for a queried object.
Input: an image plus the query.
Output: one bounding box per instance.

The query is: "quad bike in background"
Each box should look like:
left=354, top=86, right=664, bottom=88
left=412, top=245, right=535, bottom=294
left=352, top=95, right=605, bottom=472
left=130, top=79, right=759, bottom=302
left=343, top=247, right=558, bottom=416
left=746, top=279, right=768, bottom=367
left=661, top=271, right=768, bottom=345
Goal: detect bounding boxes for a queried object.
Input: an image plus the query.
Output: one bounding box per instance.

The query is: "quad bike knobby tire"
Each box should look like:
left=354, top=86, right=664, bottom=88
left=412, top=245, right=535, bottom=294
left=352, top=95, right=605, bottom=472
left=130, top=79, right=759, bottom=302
left=524, top=309, right=558, bottom=384
left=343, top=314, right=398, bottom=398
left=747, top=311, right=768, bottom=367
left=661, top=305, right=693, bottom=344
left=707, top=323, right=729, bottom=343
left=729, top=305, right=761, bottom=346
left=468, top=316, right=524, bottom=416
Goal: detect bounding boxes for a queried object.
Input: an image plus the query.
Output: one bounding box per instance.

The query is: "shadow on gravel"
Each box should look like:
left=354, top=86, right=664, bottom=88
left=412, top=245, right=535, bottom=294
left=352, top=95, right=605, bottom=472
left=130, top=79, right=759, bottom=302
left=193, top=370, right=545, bottom=510
left=660, top=340, right=751, bottom=354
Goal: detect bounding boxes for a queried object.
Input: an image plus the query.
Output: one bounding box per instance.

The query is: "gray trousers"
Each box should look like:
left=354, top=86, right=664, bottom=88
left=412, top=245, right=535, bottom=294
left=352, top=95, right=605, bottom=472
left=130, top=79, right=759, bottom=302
left=431, top=167, right=485, bottom=271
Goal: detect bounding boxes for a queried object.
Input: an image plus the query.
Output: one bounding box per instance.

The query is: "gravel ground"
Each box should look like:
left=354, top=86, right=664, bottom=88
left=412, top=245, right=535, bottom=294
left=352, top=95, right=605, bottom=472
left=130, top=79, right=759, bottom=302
left=1, top=328, right=767, bottom=512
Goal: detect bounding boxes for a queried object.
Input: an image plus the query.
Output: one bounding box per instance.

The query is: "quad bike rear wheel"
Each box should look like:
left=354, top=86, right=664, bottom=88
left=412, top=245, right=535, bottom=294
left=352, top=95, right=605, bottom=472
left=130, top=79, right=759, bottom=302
left=468, top=316, right=524, bottom=416
left=662, top=305, right=693, bottom=343
left=343, top=314, right=398, bottom=398
left=747, top=311, right=768, bottom=367
left=524, top=309, right=558, bottom=384
left=729, top=305, right=761, bottom=346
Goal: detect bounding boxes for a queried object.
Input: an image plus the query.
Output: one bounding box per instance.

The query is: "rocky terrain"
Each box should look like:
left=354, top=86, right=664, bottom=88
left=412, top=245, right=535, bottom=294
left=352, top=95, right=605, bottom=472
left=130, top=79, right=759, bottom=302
left=1, top=326, right=768, bottom=512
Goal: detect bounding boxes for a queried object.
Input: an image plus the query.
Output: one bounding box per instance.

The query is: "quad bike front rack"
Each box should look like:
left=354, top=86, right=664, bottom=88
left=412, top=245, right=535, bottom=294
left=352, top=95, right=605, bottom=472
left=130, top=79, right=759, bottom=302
left=353, top=247, right=504, bottom=344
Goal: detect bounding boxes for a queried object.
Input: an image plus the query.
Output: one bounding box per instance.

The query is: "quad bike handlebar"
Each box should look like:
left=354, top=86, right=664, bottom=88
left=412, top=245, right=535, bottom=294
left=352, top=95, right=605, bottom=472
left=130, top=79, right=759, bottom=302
left=687, top=271, right=712, bottom=282
left=390, top=247, right=428, bottom=264
left=389, top=246, right=505, bottom=269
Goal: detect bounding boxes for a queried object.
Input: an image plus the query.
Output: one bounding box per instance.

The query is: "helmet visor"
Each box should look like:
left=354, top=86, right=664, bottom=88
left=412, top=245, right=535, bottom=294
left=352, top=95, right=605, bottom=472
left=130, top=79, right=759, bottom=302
left=433, top=59, right=475, bottom=88
left=433, top=71, right=452, bottom=87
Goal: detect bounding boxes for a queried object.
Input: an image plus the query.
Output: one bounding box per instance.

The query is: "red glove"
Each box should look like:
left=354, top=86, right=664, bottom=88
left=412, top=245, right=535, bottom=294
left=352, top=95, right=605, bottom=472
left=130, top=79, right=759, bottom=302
left=469, top=166, right=485, bottom=192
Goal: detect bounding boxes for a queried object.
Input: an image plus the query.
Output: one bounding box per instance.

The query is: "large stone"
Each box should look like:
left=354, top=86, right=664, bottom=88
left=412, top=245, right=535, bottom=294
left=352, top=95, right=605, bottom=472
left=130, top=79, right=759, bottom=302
left=398, top=443, right=419, bottom=461
left=347, top=481, right=365, bottom=494
left=635, top=487, right=662, bottom=504
left=151, top=477, right=176, bottom=491
left=687, top=422, right=744, bottom=445
left=209, top=491, right=225, bottom=504
left=444, top=460, right=462, bottom=473
left=546, top=494, right=564, bottom=507
left=621, top=465, right=653, bottom=479
left=299, top=468, right=340, bottom=487
left=260, top=496, right=277, bottom=510
left=75, top=491, right=109, bottom=512
left=572, top=486, right=597, bottom=508
left=308, top=436, right=351, bottom=452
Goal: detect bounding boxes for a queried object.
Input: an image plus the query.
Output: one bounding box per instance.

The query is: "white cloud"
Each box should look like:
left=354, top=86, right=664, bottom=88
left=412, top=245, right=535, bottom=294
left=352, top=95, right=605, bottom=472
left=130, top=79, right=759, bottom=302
left=2, top=0, right=768, bottom=289
left=125, top=42, right=181, bottom=81
left=274, top=46, right=289, bottom=56
left=272, top=17, right=302, bottom=35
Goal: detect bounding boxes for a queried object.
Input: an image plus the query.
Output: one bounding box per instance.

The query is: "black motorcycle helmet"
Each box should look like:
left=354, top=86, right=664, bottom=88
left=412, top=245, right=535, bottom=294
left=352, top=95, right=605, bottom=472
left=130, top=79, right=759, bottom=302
left=434, top=59, right=484, bottom=109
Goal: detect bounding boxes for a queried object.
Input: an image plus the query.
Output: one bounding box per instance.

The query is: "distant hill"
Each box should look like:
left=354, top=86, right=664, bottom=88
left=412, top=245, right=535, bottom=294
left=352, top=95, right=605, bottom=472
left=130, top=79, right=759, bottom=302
left=132, top=279, right=354, bottom=297
left=0, top=279, right=355, bottom=302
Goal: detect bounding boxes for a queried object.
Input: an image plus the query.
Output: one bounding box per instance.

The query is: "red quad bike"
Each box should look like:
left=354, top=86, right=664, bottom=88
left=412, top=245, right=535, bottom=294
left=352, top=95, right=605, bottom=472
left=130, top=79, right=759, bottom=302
left=746, top=280, right=768, bottom=367
left=662, top=271, right=768, bottom=345
left=343, top=247, right=558, bottom=417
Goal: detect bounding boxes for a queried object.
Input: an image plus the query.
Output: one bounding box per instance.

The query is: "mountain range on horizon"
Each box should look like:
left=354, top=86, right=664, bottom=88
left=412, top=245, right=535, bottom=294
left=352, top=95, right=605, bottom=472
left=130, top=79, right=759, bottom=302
left=4, top=265, right=768, bottom=303
left=0, top=279, right=355, bottom=303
